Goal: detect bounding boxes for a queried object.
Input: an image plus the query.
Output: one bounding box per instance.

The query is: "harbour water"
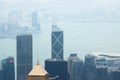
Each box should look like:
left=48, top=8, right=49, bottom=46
left=0, top=21, right=120, bottom=66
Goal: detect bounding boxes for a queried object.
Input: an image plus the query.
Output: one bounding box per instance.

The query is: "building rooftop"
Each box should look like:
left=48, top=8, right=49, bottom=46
left=92, top=52, right=120, bottom=57
left=52, top=24, right=62, bottom=32
left=28, top=62, right=48, bottom=76
left=92, top=52, right=120, bottom=60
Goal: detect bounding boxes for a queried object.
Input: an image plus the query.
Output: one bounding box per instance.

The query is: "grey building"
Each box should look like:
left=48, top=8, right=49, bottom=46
left=71, top=59, right=83, bottom=80
left=45, top=59, right=68, bottom=80
left=68, top=53, right=80, bottom=80
left=32, top=12, right=40, bottom=31
left=51, top=25, right=64, bottom=60
left=84, top=54, right=96, bottom=80
left=1, top=57, right=15, bottom=80
left=17, top=34, right=33, bottom=80
left=96, top=68, right=108, bottom=80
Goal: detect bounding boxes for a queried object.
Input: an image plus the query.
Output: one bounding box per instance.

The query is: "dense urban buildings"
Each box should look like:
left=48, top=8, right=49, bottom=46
left=1, top=57, right=15, bottom=80
left=51, top=25, right=64, bottom=60
left=17, top=34, right=33, bottom=80
left=45, top=59, right=68, bottom=80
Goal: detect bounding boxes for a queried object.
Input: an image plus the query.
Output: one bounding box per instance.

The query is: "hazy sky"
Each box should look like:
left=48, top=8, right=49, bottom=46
left=0, top=0, right=120, bottom=21
left=1, top=0, right=120, bottom=11
left=0, top=0, right=120, bottom=65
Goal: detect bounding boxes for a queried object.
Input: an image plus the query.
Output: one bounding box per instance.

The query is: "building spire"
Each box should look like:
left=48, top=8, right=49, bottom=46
left=36, top=60, right=40, bottom=65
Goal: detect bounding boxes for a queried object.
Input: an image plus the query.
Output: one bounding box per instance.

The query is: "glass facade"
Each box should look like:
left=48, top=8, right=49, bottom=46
left=71, top=60, right=83, bottom=80
left=45, top=60, right=68, bottom=80
left=52, top=26, right=64, bottom=60
left=17, top=34, right=33, bottom=80
left=1, top=57, right=15, bottom=80
left=32, top=12, right=40, bottom=31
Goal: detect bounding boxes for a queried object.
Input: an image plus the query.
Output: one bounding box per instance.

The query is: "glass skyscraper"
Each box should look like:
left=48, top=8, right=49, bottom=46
left=71, top=59, right=83, bottom=80
left=32, top=12, right=40, bottom=31
left=45, top=59, right=68, bottom=80
left=17, top=34, right=33, bottom=80
left=51, top=25, right=64, bottom=60
left=1, top=57, right=15, bottom=80
left=68, top=53, right=80, bottom=80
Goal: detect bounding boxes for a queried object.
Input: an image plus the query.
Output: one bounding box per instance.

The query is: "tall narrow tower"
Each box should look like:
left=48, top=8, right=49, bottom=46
left=51, top=24, right=64, bottom=60
left=32, top=12, right=40, bottom=31
left=17, top=34, right=33, bottom=80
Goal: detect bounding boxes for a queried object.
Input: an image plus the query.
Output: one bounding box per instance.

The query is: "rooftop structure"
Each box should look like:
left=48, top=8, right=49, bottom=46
left=26, top=62, right=49, bottom=80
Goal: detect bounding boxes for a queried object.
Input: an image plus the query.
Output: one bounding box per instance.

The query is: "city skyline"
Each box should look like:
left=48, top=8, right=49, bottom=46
left=0, top=0, right=120, bottom=80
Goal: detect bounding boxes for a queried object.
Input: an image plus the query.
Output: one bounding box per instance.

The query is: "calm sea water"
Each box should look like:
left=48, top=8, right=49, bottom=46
left=0, top=21, right=120, bottom=66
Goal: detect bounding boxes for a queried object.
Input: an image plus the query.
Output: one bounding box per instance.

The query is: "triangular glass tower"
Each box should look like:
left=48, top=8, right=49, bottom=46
left=51, top=24, right=64, bottom=60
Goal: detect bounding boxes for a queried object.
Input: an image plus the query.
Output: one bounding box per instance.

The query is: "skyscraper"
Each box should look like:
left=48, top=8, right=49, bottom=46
left=45, top=59, right=68, bottom=80
left=68, top=53, right=83, bottom=80
left=84, top=54, right=96, bottom=80
left=95, top=57, right=108, bottom=80
left=1, top=56, right=15, bottom=80
left=51, top=25, right=64, bottom=60
left=71, top=59, right=83, bottom=80
left=17, top=34, right=33, bottom=80
left=0, top=69, right=3, bottom=80
left=32, top=12, right=40, bottom=31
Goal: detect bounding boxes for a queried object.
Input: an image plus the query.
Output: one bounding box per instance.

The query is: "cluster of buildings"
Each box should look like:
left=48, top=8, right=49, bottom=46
left=0, top=12, right=40, bottom=38
left=0, top=25, right=120, bottom=80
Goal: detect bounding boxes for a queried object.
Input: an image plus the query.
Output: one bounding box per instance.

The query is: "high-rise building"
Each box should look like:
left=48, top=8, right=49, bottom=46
left=17, top=34, right=33, bottom=80
left=95, top=57, right=108, bottom=80
left=0, top=69, right=3, bottom=80
left=51, top=25, right=64, bottom=60
left=111, top=71, right=120, bottom=80
left=32, top=12, right=40, bottom=31
left=71, top=59, right=83, bottom=80
left=1, top=57, right=15, bottom=80
left=0, top=63, right=3, bottom=80
left=45, top=59, right=68, bottom=80
left=68, top=53, right=80, bottom=80
left=84, top=54, right=96, bottom=80
left=96, top=68, right=108, bottom=80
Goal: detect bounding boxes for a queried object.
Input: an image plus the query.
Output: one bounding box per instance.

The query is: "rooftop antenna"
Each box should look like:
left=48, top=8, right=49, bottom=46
left=51, top=10, right=57, bottom=27
left=36, top=52, right=40, bottom=65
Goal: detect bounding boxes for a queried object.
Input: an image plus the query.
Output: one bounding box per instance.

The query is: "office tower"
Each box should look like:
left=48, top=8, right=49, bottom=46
left=1, top=57, right=15, bottom=80
left=17, top=34, right=33, bottom=80
left=95, top=57, right=108, bottom=80
left=84, top=54, right=96, bottom=80
left=0, top=63, right=3, bottom=80
left=0, top=69, right=3, bottom=80
left=96, top=68, right=108, bottom=80
left=91, top=52, right=120, bottom=68
left=26, top=61, right=49, bottom=80
left=32, top=12, right=40, bottom=31
left=52, top=25, right=64, bottom=60
left=71, top=59, right=83, bottom=80
left=68, top=53, right=80, bottom=80
left=95, top=57, right=107, bottom=68
left=45, top=59, right=68, bottom=80
left=111, top=71, right=120, bottom=80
